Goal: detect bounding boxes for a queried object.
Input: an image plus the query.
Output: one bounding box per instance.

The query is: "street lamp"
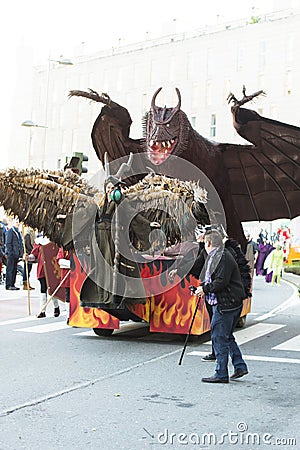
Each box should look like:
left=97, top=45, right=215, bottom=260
left=48, top=58, right=73, bottom=66
left=21, top=120, right=47, bottom=128
left=41, top=57, right=74, bottom=169
left=21, top=121, right=48, bottom=167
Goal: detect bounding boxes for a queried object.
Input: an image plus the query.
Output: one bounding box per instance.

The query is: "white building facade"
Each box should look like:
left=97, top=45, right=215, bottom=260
left=7, top=8, right=300, bottom=240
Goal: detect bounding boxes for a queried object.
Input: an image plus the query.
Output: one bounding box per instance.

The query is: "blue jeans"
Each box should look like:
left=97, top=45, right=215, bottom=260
left=211, top=304, right=248, bottom=380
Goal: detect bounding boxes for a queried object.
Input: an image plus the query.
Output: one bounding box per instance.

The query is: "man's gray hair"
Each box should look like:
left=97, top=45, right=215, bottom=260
left=204, top=229, right=223, bottom=247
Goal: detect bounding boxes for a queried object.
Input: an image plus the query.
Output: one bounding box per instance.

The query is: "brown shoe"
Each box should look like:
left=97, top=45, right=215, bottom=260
left=201, top=376, right=229, bottom=384
left=230, top=370, right=248, bottom=380
left=23, top=282, right=34, bottom=290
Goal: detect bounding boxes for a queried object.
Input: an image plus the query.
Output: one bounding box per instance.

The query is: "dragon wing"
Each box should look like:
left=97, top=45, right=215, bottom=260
left=69, top=90, right=143, bottom=166
left=0, top=168, right=102, bottom=245
left=221, top=103, right=300, bottom=222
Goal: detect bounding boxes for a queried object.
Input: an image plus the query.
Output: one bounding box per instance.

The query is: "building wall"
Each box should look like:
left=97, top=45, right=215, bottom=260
left=10, top=9, right=300, bottom=173
left=7, top=9, right=300, bottom=240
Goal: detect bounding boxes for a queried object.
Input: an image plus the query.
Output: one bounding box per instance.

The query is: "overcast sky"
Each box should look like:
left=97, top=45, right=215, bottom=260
left=0, top=0, right=286, bottom=166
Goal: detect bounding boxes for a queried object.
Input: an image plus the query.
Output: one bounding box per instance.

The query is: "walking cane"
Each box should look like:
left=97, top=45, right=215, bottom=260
left=21, top=230, right=31, bottom=316
left=24, top=258, right=31, bottom=316
left=178, top=287, right=203, bottom=365
left=37, top=270, right=71, bottom=316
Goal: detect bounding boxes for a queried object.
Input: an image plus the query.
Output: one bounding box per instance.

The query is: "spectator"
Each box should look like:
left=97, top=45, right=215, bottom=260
left=0, top=222, right=5, bottom=284
left=270, top=243, right=285, bottom=286
left=28, top=234, right=60, bottom=318
left=22, top=228, right=35, bottom=290
left=56, top=247, right=71, bottom=322
left=245, top=232, right=258, bottom=278
left=5, top=218, right=24, bottom=290
left=255, top=239, right=274, bottom=276
left=195, top=229, right=248, bottom=383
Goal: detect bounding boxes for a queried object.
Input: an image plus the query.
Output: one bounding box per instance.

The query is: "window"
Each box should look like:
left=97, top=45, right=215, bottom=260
left=259, top=41, right=266, bottom=72
left=285, top=70, right=292, bottom=95
left=206, top=80, right=213, bottom=107
left=207, top=48, right=213, bottom=78
left=191, top=116, right=197, bottom=128
left=237, top=47, right=244, bottom=71
left=210, top=114, right=216, bottom=138
left=286, top=34, right=294, bottom=66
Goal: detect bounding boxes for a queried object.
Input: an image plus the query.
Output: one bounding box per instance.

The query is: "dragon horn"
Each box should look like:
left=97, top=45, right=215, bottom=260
left=175, top=88, right=181, bottom=112
left=151, top=87, right=162, bottom=109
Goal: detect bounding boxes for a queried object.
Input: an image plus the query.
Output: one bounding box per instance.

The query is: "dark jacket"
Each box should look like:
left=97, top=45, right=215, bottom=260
left=202, top=248, right=245, bottom=311
left=5, top=227, right=24, bottom=259
left=0, top=224, right=4, bottom=258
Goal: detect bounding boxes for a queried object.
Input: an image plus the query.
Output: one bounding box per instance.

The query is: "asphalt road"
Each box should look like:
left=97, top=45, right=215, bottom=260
left=0, top=273, right=299, bottom=450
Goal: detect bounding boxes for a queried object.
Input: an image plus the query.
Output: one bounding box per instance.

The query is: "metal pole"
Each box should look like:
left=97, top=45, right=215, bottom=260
left=178, top=293, right=203, bottom=365
left=41, top=59, right=51, bottom=170
left=21, top=230, right=31, bottom=316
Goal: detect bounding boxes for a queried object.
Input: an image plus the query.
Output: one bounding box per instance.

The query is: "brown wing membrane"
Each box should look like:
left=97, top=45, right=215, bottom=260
left=222, top=106, right=300, bottom=222
left=68, top=90, right=143, bottom=165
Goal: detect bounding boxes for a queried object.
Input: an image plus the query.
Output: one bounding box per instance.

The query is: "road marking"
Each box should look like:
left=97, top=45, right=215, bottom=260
left=0, top=311, right=67, bottom=327
left=254, top=281, right=299, bottom=321
left=0, top=316, right=38, bottom=327
left=15, top=322, right=68, bottom=333
left=273, top=334, right=300, bottom=352
left=188, top=350, right=300, bottom=364
left=203, top=323, right=286, bottom=346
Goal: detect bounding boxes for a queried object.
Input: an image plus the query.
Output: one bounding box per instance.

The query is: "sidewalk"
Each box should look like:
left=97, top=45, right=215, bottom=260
left=282, top=269, right=300, bottom=288
left=0, top=265, right=65, bottom=321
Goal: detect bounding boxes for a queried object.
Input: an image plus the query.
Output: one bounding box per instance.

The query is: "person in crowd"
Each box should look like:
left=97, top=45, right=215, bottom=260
left=22, top=228, right=35, bottom=290
left=27, top=234, right=60, bottom=318
left=195, top=229, right=248, bottom=383
left=56, top=247, right=71, bottom=322
left=168, top=226, right=216, bottom=361
left=0, top=221, right=5, bottom=284
left=5, top=218, right=24, bottom=290
left=245, top=232, right=258, bottom=279
left=169, top=224, right=251, bottom=363
left=270, top=243, right=285, bottom=286
left=255, top=239, right=274, bottom=276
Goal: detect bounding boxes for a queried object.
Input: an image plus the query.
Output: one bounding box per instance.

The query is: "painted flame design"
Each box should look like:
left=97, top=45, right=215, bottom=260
left=69, top=256, right=251, bottom=336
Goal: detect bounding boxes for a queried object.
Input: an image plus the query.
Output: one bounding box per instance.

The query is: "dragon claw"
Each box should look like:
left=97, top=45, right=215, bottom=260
left=228, top=86, right=266, bottom=107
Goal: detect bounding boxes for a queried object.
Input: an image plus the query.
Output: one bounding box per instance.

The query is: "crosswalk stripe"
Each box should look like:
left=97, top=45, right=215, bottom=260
left=15, top=322, right=68, bottom=333
left=203, top=323, right=286, bottom=346
left=254, top=282, right=299, bottom=321
left=272, top=335, right=300, bottom=352
left=187, top=351, right=300, bottom=364
left=0, top=311, right=67, bottom=327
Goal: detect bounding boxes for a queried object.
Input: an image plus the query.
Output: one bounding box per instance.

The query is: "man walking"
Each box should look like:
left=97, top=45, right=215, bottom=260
left=5, top=218, right=24, bottom=290
left=195, top=229, right=248, bottom=383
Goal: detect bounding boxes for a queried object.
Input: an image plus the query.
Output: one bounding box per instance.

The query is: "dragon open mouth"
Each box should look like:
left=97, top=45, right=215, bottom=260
left=147, top=139, right=177, bottom=165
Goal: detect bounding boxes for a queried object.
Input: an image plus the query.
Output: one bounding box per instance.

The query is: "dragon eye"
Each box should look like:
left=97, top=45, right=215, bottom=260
left=166, top=124, right=170, bottom=127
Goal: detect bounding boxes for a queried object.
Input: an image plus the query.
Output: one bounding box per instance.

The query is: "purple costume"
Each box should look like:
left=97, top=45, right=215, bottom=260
left=255, top=243, right=274, bottom=275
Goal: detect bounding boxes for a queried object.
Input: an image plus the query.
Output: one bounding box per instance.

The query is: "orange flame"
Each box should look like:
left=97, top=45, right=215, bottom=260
left=68, top=256, right=119, bottom=329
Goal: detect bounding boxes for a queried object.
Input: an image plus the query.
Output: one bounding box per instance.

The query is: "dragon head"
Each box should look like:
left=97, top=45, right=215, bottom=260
left=143, top=87, right=190, bottom=165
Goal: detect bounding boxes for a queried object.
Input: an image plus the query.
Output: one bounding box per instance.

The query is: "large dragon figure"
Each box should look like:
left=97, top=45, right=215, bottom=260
left=69, top=87, right=300, bottom=248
